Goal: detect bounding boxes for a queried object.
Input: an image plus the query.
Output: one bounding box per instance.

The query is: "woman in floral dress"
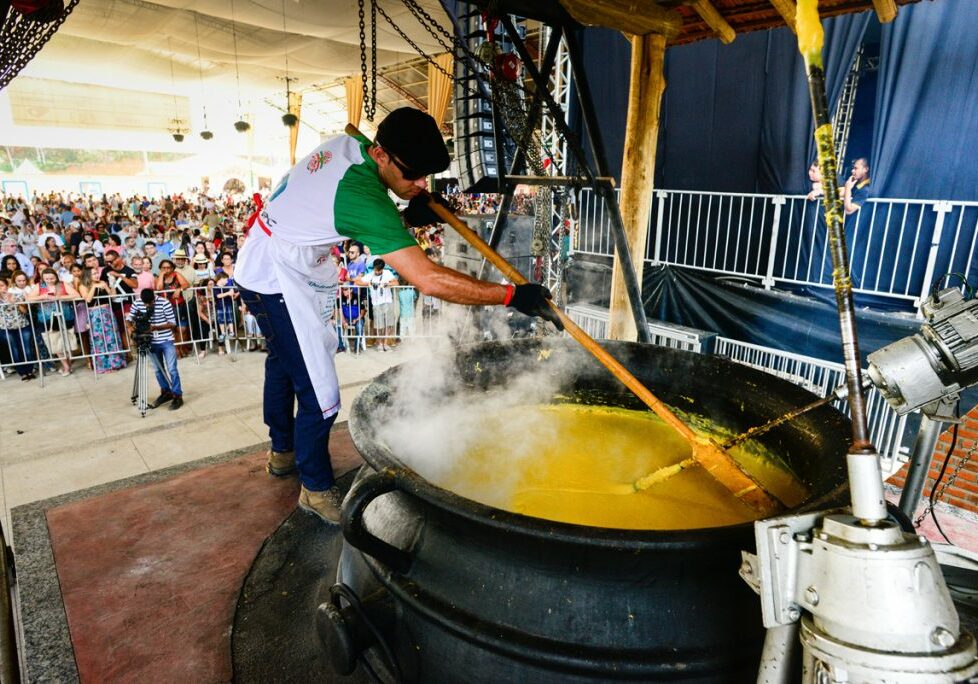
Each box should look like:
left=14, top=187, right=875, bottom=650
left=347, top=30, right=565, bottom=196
left=77, top=266, right=126, bottom=373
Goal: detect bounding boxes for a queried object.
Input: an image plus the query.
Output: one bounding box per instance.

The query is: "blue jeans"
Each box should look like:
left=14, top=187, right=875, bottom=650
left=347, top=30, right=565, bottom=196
left=2, top=327, right=36, bottom=376
left=149, top=340, right=182, bottom=396
left=238, top=287, right=338, bottom=492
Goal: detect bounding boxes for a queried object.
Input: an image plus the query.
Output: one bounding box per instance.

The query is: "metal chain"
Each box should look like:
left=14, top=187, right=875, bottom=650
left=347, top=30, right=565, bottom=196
left=0, top=0, right=80, bottom=91
left=377, top=0, right=573, bottom=293
left=400, top=0, right=454, bottom=55
left=374, top=0, right=554, bottom=174
left=358, top=0, right=378, bottom=121
left=914, top=437, right=977, bottom=527
left=371, top=0, right=377, bottom=119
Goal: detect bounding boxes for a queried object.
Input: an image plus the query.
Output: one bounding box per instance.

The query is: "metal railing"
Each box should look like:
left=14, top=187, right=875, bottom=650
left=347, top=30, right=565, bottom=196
left=0, top=285, right=438, bottom=386
left=577, top=188, right=978, bottom=307
left=566, top=303, right=717, bottom=353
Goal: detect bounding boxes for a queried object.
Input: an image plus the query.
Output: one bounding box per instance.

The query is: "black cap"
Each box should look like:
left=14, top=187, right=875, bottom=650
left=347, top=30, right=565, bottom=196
left=375, top=107, right=450, bottom=176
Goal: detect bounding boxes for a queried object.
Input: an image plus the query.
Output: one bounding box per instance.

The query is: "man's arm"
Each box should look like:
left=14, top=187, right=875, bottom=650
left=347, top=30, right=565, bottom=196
left=118, top=272, right=138, bottom=289
left=382, top=245, right=507, bottom=306
left=843, top=179, right=861, bottom=216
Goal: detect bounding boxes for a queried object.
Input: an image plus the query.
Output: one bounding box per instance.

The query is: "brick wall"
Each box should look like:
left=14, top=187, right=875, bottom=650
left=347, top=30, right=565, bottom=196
left=887, top=406, right=978, bottom=514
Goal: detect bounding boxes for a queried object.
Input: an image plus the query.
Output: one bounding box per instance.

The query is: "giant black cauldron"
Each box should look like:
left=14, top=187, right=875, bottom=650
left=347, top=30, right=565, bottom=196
left=321, top=339, right=851, bottom=683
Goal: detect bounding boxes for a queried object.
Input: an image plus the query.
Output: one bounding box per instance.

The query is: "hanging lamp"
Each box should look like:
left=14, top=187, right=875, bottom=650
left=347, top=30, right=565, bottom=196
left=230, top=0, right=250, bottom=132
left=167, top=39, right=188, bottom=142
left=193, top=14, right=214, bottom=140
left=280, top=0, right=298, bottom=128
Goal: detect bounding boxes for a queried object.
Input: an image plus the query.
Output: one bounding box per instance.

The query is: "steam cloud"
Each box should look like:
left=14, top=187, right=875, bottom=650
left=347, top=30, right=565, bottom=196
left=370, top=305, right=584, bottom=506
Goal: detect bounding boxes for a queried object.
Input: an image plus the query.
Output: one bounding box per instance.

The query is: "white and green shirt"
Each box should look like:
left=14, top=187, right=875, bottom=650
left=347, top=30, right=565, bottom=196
left=235, top=133, right=417, bottom=419
left=236, top=134, right=416, bottom=294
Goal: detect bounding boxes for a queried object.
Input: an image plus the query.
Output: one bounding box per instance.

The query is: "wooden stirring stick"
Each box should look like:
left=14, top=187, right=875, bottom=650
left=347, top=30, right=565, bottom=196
left=344, top=121, right=784, bottom=516
left=423, top=189, right=783, bottom=515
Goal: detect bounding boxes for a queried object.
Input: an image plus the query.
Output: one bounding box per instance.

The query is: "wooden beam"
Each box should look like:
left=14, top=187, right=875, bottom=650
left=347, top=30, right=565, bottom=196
left=558, top=0, right=681, bottom=38
left=608, top=32, right=668, bottom=341
left=768, top=0, right=797, bottom=33
left=690, top=0, right=736, bottom=44
left=872, top=0, right=897, bottom=23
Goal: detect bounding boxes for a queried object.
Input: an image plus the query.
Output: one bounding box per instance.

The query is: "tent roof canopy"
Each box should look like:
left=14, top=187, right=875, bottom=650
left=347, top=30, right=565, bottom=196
left=10, top=0, right=920, bottom=142
left=14, top=0, right=458, bottom=135
left=485, top=0, right=919, bottom=43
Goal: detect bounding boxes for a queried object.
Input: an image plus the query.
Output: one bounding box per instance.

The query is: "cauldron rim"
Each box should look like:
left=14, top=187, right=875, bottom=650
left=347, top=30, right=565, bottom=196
left=350, top=339, right=851, bottom=548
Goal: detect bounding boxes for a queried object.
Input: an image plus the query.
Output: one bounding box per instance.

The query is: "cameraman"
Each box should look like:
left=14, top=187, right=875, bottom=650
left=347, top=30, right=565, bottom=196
left=127, top=287, right=184, bottom=410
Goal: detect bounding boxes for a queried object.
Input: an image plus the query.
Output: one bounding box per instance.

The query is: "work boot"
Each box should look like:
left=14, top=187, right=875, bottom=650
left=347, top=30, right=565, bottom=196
left=266, top=449, right=296, bottom=477
left=150, top=391, right=174, bottom=408
left=169, top=396, right=184, bottom=411
left=297, top=485, right=344, bottom=524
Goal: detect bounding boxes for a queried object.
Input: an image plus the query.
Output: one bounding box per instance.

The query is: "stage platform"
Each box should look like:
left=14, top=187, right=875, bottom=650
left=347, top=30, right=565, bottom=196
left=12, top=424, right=362, bottom=683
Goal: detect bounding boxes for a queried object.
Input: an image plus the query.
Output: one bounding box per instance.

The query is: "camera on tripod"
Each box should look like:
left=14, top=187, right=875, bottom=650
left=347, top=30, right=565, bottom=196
left=130, top=305, right=153, bottom=353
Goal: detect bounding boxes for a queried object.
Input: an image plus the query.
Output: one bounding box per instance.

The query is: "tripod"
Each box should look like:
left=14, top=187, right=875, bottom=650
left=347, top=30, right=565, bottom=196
left=130, top=339, right=152, bottom=417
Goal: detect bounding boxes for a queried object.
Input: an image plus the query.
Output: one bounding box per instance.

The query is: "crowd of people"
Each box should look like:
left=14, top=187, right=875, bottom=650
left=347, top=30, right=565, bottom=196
left=444, top=188, right=535, bottom=216
left=0, top=189, right=448, bottom=385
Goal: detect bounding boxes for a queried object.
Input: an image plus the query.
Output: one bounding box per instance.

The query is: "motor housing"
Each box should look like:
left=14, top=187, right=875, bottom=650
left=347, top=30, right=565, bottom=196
left=868, top=287, right=978, bottom=418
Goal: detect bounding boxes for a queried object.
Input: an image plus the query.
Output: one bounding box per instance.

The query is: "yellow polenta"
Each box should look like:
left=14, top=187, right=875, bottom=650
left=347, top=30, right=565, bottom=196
left=433, top=404, right=807, bottom=530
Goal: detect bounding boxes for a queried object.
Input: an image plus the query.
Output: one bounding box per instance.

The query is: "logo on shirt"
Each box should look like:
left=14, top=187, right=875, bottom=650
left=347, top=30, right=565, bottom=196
left=307, top=151, right=333, bottom=174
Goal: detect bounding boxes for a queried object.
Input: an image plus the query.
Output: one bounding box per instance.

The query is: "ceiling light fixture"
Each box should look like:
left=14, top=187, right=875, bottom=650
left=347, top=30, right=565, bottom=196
left=230, top=0, right=250, bottom=133
left=193, top=13, right=213, bottom=141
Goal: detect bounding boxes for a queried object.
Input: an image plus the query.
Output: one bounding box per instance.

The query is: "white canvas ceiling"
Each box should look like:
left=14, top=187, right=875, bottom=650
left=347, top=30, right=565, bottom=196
left=14, top=0, right=455, bottom=128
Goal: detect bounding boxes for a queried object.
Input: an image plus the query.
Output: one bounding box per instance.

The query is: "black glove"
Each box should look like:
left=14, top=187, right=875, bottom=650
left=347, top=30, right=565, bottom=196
left=507, top=283, right=563, bottom=330
left=402, top=192, right=452, bottom=227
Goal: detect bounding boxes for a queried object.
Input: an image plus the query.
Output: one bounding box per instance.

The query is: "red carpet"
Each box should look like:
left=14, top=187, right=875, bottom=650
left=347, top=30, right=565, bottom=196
left=45, top=426, right=362, bottom=683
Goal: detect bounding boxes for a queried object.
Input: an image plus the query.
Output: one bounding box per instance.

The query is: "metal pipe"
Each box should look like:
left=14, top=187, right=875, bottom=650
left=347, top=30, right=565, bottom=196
left=504, top=175, right=615, bottom=186
left=756, top=623, right=799, bottom=684
left=799, top=4, right=882, bottom=520
left=898, top=415, right=943, bottom=519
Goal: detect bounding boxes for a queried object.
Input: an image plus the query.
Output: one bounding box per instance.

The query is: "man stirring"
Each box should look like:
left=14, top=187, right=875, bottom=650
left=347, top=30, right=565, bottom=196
left=236, top=107, right=559, bottom=523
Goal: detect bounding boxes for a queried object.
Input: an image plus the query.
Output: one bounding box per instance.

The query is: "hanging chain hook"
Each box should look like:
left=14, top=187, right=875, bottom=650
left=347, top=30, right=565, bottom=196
left=358, top=0, right=378, bottom=121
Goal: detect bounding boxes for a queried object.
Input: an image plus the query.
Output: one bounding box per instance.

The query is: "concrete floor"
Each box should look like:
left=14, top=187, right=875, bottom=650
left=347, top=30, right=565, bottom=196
left=0, top=343, right=423, bottom=542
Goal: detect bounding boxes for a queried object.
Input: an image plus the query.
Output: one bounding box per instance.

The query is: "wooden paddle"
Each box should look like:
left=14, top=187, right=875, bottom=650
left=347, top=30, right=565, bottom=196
left=345, top=122, right=785, bottom=516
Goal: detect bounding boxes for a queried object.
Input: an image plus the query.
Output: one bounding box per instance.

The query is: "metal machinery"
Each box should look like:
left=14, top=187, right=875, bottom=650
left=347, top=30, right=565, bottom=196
left=743, top=286, right=978, bottom=682
left=870, top=287, right=978, bottom=518
left=439, top=0, right=653, bottom=342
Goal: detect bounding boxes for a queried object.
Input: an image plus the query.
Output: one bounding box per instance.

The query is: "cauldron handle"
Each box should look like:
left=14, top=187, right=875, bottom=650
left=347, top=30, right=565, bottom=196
left=342, top=470, right=413, bottom=574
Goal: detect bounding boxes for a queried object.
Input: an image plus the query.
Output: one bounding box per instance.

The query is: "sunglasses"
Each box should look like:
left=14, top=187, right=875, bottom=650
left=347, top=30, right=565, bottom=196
left=386, top=150, right=425, bottom=181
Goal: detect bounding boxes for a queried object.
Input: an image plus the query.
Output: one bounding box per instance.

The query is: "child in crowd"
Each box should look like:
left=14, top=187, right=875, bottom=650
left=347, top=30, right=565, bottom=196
left=340, top=286, right=365, bottom=354
left=213, top=271, right=238, bottom=353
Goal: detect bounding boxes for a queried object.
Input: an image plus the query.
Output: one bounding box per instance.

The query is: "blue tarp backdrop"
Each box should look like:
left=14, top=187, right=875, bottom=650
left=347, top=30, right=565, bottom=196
left=574, top=3, right=978, bottom=202
left=872, top=1, right=978, bottom=201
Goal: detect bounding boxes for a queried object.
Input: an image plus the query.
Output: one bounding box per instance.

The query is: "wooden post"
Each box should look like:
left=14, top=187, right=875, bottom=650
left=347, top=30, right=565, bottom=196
left=608, top=33, right=667, bottom=341
left=871, top=0, right=897, bottom=23
left=690, top=0, right=736, bottom=44
left=769, top=0, right=798, bottom=33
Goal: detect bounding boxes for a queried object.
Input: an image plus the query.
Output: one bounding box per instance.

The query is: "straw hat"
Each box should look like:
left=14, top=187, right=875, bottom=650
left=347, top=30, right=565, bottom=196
left=192, top=254, right=209, bottom=265
left=172, top=249, right=188, bottom=260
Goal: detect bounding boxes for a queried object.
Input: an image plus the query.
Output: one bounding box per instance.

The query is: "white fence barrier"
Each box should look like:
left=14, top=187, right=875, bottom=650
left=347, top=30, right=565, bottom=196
left=0, top=284, right=438, bottom=386
left=566, top=303, right=717, bottom=353
left=577, top=188, right=978, bottom=307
